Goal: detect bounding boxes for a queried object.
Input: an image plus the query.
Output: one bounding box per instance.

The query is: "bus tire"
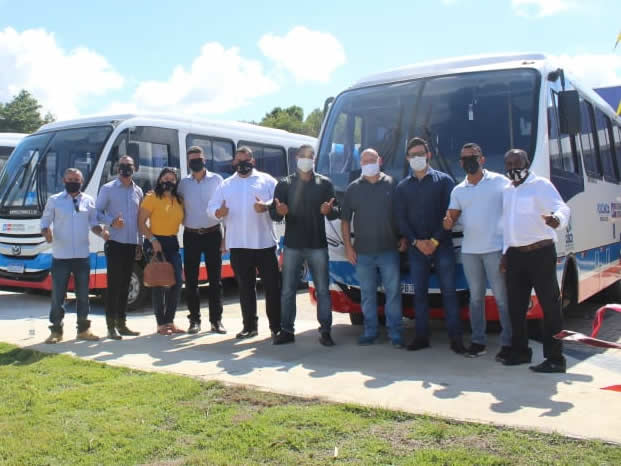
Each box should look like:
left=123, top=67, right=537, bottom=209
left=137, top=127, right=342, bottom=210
left=349, top=312, right=364, bottom=325
left=561, top=256, right=580, bottom=316
left=127, top=263, right=148, bottom=311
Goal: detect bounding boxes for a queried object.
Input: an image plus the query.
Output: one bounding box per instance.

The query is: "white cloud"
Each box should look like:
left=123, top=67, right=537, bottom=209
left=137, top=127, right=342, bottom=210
left=129, top=42, right=278, bottom=115
left=551, top=54, right=621, bottom=88
left=259, top=26, right=346, bottom=83
left=511, top=0, right=576, bottom=17
left=0, top=27, right=124, bottom=119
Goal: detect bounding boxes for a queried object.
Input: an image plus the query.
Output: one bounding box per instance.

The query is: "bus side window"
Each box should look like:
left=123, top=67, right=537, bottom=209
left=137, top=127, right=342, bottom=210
left=579, top=100, right=601, bottom=178
left=128, top=127, right=180, bottom=194
left=613, top=125, right=621, bottom=178
left=287, top=147, right=297, bottom=175
left=594, top=110, right=619, bottom=183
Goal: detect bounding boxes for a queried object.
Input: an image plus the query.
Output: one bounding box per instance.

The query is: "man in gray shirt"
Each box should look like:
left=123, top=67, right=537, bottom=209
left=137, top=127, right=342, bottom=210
left=178, top=146, right=224, bottom=334
left=341, top=148, right=407, bottom=347
left=96, top=155, right=143, bottom=339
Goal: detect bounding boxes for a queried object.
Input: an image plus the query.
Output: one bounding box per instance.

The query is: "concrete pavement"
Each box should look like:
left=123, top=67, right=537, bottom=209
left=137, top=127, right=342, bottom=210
left=1, top=289, right=620, bottom=444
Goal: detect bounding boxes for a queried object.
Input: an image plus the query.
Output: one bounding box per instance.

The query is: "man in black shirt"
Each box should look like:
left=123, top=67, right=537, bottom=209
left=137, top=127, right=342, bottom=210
left=270, top=144, right=339, bottom=346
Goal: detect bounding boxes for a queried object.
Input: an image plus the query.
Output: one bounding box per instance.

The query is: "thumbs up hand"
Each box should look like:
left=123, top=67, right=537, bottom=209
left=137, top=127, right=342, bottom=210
left=275, top=198, right=289, bottom=216
left=215, top=200, right=229, bottom=218
left=320, top=197, right=336, bottom=216
left=111, top=212, right=125, bottom=229
left=254, top=196, right=269, bottom=213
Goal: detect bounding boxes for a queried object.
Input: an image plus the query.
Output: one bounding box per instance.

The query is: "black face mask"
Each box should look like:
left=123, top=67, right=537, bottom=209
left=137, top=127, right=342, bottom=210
left=505, top=168, right=529, bottom=184
left=161, top=181, right=175, bottom=192
left=119, top=164, right=134, bottom=177
left=64, top=182, right=81, bottom=194
left=189, top=158, right=205, bottom=172
left=462, top=157, right=480, bottom=175
left=235, top=160, right=253, bottom=175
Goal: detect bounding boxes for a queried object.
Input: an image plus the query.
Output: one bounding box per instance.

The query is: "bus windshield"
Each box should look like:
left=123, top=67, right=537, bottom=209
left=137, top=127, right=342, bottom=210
left=317, top=69, right=539, bottom=192
left=0, top=126, right=112, bottom=218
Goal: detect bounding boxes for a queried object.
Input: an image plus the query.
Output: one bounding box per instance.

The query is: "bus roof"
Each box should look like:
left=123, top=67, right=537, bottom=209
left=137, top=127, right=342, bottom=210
left=350, top=53, right=549, bottom=89
left=0, top=133, right=27, bottom=145
left=36, top=113, right=317, bottom=143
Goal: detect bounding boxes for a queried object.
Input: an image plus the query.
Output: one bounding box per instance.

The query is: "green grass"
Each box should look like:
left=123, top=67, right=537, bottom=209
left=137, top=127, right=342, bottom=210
left=0, top=342, right=619, bottom=465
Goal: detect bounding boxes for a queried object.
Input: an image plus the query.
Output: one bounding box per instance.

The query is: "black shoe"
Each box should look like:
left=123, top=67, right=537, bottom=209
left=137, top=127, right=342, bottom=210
left=188, top=322, right=201, bottom=335
left=450, top=337, right=467, bottom=355
left=529, top=358, right=566, bottom=373
left=407, top=337, right=430, bottom=351
left=465, top=343, right=487, bottom=358
left=319, top=332, right=335, bottom=347
left=495, top=346, right=512, bottom=363
left=210, top=321, right=226, bottom=334
left=117, top=325, right=140, bottom=336
left=273, top=331, right=295, bottom=345
left=502, top=348, right=533, bottom=366
left=236, top=329, right=258, bottom=339
left=107, top=328, right=122, bottom=340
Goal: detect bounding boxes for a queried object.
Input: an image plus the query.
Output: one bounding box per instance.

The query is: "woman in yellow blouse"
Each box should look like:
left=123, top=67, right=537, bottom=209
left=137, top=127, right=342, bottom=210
left=139, top=167, right=185, bottom=335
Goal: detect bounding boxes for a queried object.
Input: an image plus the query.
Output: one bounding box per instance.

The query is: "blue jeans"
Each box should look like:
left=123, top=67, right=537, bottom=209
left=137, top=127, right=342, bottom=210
left=49, top=257, right=91, bottom=332
left=461, top=251, right=512, bottom=346
left=356, top=250, right=402, bottom=342
left=281, top=247, right=332, bottom=334
left=409, top=245, right=461, bottom=338
left=147, top=236, right=183, bottom=326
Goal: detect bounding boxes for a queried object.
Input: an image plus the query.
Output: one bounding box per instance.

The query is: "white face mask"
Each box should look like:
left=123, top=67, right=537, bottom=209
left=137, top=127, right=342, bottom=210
left=297, top=158, right=314, bottom=173
left=409, top=156, right=427, bottom=172
left=361, top=162, right=380, bottom=177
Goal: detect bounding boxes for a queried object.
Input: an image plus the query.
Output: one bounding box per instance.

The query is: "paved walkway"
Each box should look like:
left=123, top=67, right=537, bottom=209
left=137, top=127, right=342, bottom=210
left=1, top=290, right=620, bottom=444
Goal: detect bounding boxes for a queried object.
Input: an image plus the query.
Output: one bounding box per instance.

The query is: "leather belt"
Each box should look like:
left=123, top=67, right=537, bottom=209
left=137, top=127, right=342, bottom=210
left=185, top=225, right=221, bottom=234
left=513, top=239, right=553, bottom=252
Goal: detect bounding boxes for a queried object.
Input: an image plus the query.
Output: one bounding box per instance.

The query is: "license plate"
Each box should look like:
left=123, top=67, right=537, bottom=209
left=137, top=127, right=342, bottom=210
left=7, top=263, right=24, bottom=274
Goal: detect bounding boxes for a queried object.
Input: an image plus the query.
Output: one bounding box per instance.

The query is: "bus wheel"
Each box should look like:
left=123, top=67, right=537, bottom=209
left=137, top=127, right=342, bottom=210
left=127, top=263, right=148, bottom=311
left=349, top=312, right=363, bottom=325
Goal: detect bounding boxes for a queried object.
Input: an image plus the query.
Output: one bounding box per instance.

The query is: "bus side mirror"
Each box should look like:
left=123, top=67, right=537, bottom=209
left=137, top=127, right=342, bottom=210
left=558, top=90, right=580, bottom=135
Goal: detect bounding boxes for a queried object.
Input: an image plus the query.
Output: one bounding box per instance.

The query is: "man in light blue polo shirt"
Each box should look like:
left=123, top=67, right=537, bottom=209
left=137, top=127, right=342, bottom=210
left=96, top=155, right=143, bottom=339
left=41, top=168, right=107, bottom=344
left=178, top=146, right=224, bottom=334
left=443, top=143, right=512, bottom=361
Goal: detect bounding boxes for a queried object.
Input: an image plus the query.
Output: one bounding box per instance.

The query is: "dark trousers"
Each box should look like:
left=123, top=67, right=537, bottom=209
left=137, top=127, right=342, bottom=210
left=104, top=240, right=137, bottom=329
left=183, top=229, right=223, bottom=324
left=146, top=236, right=183, bottom=326
left=49, top=257, right=91, bottom=332
left=229, top=247, right=281, bottom=333
left=505, top=244, right=563, bottom=362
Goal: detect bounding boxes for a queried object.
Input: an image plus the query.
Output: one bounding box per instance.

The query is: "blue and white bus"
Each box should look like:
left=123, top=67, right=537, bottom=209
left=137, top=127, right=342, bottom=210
left=0, top=114, right=315, bottom=308
left=312, top=53, right=621, bottom=325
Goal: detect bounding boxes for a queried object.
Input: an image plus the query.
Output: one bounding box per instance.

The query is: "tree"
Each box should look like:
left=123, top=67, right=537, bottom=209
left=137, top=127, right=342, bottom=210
left=0, top=90, right=55, bottom=133
left=259, top=105, right=325, bottom=137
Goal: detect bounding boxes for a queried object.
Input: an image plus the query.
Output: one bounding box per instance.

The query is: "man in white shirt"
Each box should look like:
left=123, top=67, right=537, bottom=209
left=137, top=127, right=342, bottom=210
left=444, top=143, right=512, bottom=361
left=208, top=146, right=281, bottom=339
left=501, top=149, right=570, bottom=373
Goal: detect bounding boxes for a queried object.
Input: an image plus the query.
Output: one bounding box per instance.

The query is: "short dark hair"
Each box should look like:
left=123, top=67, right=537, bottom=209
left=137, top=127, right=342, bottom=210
left=461, top=142, right=482, bottom=155
left=119, top=155, right=135, bottom=165
left=187, top=145, right=204, bottom=156
left=406, top=137, right=430, bottom=154
left=236, top=145, right=253, bottom=157
left=504, top=148, right=530, bottom=162
left=296, top=144, right=315, bottom=157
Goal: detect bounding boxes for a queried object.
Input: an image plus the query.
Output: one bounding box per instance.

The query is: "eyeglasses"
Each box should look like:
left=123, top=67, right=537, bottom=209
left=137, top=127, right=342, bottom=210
left=73, top=197, right=79, bottom=213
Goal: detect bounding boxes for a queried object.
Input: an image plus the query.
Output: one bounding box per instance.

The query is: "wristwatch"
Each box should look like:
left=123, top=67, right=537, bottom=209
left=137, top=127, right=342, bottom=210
left=430, top=238, right=440, bottom=247
left=411, top=239, right=417, bottom=247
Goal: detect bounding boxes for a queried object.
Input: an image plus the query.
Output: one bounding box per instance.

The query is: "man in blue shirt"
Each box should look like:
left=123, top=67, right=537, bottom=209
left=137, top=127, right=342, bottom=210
left=96, top=155, right=143, bottom=339
left=41, top=168, right=107, bottom=344
left=395, top=137, right=465, bottom=353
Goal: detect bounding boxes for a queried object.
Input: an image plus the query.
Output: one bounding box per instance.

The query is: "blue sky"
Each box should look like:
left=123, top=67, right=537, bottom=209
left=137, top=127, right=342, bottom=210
left=0, top=0, right=619, bottom=122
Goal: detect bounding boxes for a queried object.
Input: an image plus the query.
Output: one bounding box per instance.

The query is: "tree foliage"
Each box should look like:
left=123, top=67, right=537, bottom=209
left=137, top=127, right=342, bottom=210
left=259, top=105, right=324, bottom=137
left=0, top=90, right=55, bottom=133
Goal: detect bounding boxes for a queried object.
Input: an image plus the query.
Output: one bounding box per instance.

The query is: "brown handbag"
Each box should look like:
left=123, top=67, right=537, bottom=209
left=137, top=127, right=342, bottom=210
left=143, top=253, right=176, bottom=288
